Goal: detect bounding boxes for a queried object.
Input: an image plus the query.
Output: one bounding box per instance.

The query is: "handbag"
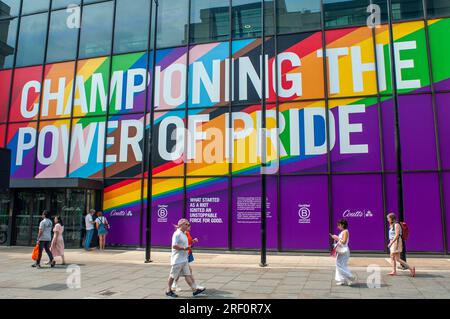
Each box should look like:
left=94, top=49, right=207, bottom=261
left=31, top=244, right=39, bottom=261
left=335, top=244, right=349, bottom=254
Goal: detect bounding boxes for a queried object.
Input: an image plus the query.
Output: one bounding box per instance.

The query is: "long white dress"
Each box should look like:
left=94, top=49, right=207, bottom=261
left=335, top=230, right=354, bottom=284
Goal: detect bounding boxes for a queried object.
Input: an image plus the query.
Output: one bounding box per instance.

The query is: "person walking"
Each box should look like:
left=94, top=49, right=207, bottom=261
left=84, top=209, right=96, bottom=251
left=171, top=223, right=204, bottom=292
left=95, top=211, right=109, bottom=251
left=387, top=213, right=415, bottom=277
left=32, top=211, right=55, bottom=268
left=165, top=219, right=205, bottom=298
left=331, top=219, right=356, bottom=286
left=50, top=216, right=65, bottom=265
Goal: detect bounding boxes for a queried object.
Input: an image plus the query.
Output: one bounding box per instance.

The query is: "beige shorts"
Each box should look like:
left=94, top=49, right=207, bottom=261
left=390, top=239, right=403, bottom=256
left=169, top=262, right=191, bottom=279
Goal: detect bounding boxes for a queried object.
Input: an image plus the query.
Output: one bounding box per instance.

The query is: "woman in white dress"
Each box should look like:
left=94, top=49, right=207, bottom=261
left=331, top=219, right=355, bottom=286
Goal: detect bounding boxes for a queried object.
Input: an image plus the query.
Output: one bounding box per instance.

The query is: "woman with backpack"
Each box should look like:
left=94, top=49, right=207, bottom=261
left=95, top=211, right=110, bottom=251
left=387, top=213, right=415, bottom=277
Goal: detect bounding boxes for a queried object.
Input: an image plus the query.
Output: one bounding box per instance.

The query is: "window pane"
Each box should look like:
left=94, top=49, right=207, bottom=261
left=114, top=0, right=150, bottom=54
left=277, top=0, right=321, bottom=34
left=324, top=0, right=370, bottom=28
left=79, top=2, right=114, bottom=59
left=16, top=13, right=48, bottom=67
left=157, top=0, right=188, bottom=48
left=190, top=0, right=230, bottom=44
left=427, top=0, right=450, bottom=18
left=83, top=0, right=105, bottom=4
left=0, top=18, right=18, bottom=69
left=22, top=0, right=50, bottom=15
left=392, top=0, right=424, bottom=21
left=0, top=0, right=21, bottom=18
left=52, top=0, right=81, bottom=10
left=232, top=0, right=262, bottom=39
left=47, top=9, right=78, bottom=63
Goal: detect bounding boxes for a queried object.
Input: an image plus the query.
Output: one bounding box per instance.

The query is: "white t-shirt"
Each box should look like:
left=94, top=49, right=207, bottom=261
left=170, top=229, right=188, bottom=266
left=85, top=214, right=94, bottom=230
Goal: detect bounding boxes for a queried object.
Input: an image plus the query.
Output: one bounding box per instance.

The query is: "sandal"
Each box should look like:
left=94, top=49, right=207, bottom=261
left=388, top=272, right=397, bottom=276
left=410, top=267, right=416, bottom=278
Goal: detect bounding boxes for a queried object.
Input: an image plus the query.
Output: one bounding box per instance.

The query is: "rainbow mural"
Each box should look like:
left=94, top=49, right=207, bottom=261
left=2, top=18, right=450, bottom=251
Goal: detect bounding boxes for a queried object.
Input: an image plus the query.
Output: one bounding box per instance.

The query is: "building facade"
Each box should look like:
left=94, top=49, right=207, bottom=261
left=0, top=0, right=450, bottom=253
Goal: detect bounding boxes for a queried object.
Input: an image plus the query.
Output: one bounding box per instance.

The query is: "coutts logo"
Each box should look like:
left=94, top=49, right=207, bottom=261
left=343, top=210, right=374, bottom=218
left=110, top=210, right=133, bottom=217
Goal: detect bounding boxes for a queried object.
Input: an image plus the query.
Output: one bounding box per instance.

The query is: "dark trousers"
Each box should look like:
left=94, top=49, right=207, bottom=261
left=36, top=241, right=54, bottom=265
left=80, top=229, right=86, bottom=248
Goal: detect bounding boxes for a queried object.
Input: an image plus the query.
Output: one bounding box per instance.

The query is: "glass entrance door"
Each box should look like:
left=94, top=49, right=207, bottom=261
left=0, top=191, right=10, bottom=245
left=14, top=191, right=48, bottom=246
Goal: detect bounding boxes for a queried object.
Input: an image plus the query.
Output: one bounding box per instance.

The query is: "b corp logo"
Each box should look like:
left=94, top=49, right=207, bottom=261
left=157, top=207, right=168, bottom=219
left=298, top=206, right=311, bottom=220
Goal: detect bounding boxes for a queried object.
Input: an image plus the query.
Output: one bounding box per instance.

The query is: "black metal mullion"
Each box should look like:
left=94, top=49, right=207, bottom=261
left=33, top=0, right=53, bottom=179
left=320, top=0, right=334, bottom=249
left=145, top=0, right=159, bottom=263
left=422, top=0, right=448, bottom=254
left=183, top=0, right=192, bottom=221
left=139, top=0, right=154, bottom=249
left=101, top=0, right=118, bottom=187
left=228, top=0, right=233, bottom=251
left=369, top=0, right=389, bottom=253
left=66, top=0, right=84, bottom=179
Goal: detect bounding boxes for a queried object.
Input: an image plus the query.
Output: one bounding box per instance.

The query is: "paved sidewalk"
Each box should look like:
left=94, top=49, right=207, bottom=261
left=0, top=247, right=449, bottom=299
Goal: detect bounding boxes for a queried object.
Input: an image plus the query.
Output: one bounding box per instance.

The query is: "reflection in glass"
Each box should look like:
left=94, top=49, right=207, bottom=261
left=0, top=0, right=21, bottom=18
left=22, top=0, right=50, bottom=15
left=114, top=0, right=150, bottom=54
left=277, top=0, right=321, bottom=34
left=324, top=0, right=369, bottom=28
left=16, top=13, right=48, bottom=67
left=427, top=0, right=450, bottom=18
left=47, top=9, right=78, bottom=63
left=190, top=0, right=230, bottom=44
left=0, top=18, right=17, bottom=69
left=391, top=0, right=423, bottom=21
left=52, top=0, right=81, bottom=10
left=232, top=0, right=262, bottom=39
left=79, top=2, right=114, bottom=59
left=157, top=0, right=189, bottom=48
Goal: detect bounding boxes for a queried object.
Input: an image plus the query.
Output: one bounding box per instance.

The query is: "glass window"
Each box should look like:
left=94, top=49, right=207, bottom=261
left=52, top=0, right=81, bottom=10
left=47, top=9, right=78, bottom=63
left=190, top=0, right=230, bottom=44
left=232, top=0, right=263, bottom=39
left=392, top=0, right=424, bottom=21
left=0, top=0, right=21, bottom=19
left=83, top=0, right=105, bottom=4
left=277, top=0, right=321, bottom=34
left=79, top=2, right=114, bottom=59
left=22, top=0, right=50, bottom=15
left=16, top=13, right=48, bottom=67
left=114, top=0, right=150, bottom=54
left=324, top=0, right=370, bottom=28
left=427, top=0, right=450, bottom=18
left=0, top=18, right=18, bottom=69
left=157, top=0, right=188, bottom=48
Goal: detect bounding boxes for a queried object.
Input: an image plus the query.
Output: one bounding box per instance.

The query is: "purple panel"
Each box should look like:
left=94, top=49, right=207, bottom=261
left=443, top=173, right=450, bottom=253
left=398, top=95, right=438, bottom=171
left=384, top=173, right=399, bottom=216
left=436, top=93, right=450, bottom=170
left=186, top=178, right=229, bottom=249
left=403, top=173, right=444, bottom=252
left=381, top=99, right=397, bottom=171
left=331, top=101, right=381, bottom=172
left=280, top=176, right=329, bottom=250
left=332, top=175, right=385, bottom=251
left=232, top=177, right=277, bottom=249
left=151, top=185, right=184, bottom=246
left=105, top=202, right=141, bottom=246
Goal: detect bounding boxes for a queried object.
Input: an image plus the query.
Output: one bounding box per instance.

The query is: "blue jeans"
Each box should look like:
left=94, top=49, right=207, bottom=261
left=85, top=229, right=94, bottom=250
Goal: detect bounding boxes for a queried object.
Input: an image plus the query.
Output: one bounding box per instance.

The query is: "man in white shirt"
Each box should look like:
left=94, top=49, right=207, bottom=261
left=165, top=219, right=205, bottom=298
left=84, top=209, right=96, bottom=251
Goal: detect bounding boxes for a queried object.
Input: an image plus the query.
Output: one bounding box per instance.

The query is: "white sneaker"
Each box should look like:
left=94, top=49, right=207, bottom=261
left=336, top=282, right=345, bottom=286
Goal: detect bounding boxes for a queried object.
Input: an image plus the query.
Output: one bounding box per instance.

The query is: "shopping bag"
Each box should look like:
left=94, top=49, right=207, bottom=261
left=31, top=244, right=39, bottom=261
